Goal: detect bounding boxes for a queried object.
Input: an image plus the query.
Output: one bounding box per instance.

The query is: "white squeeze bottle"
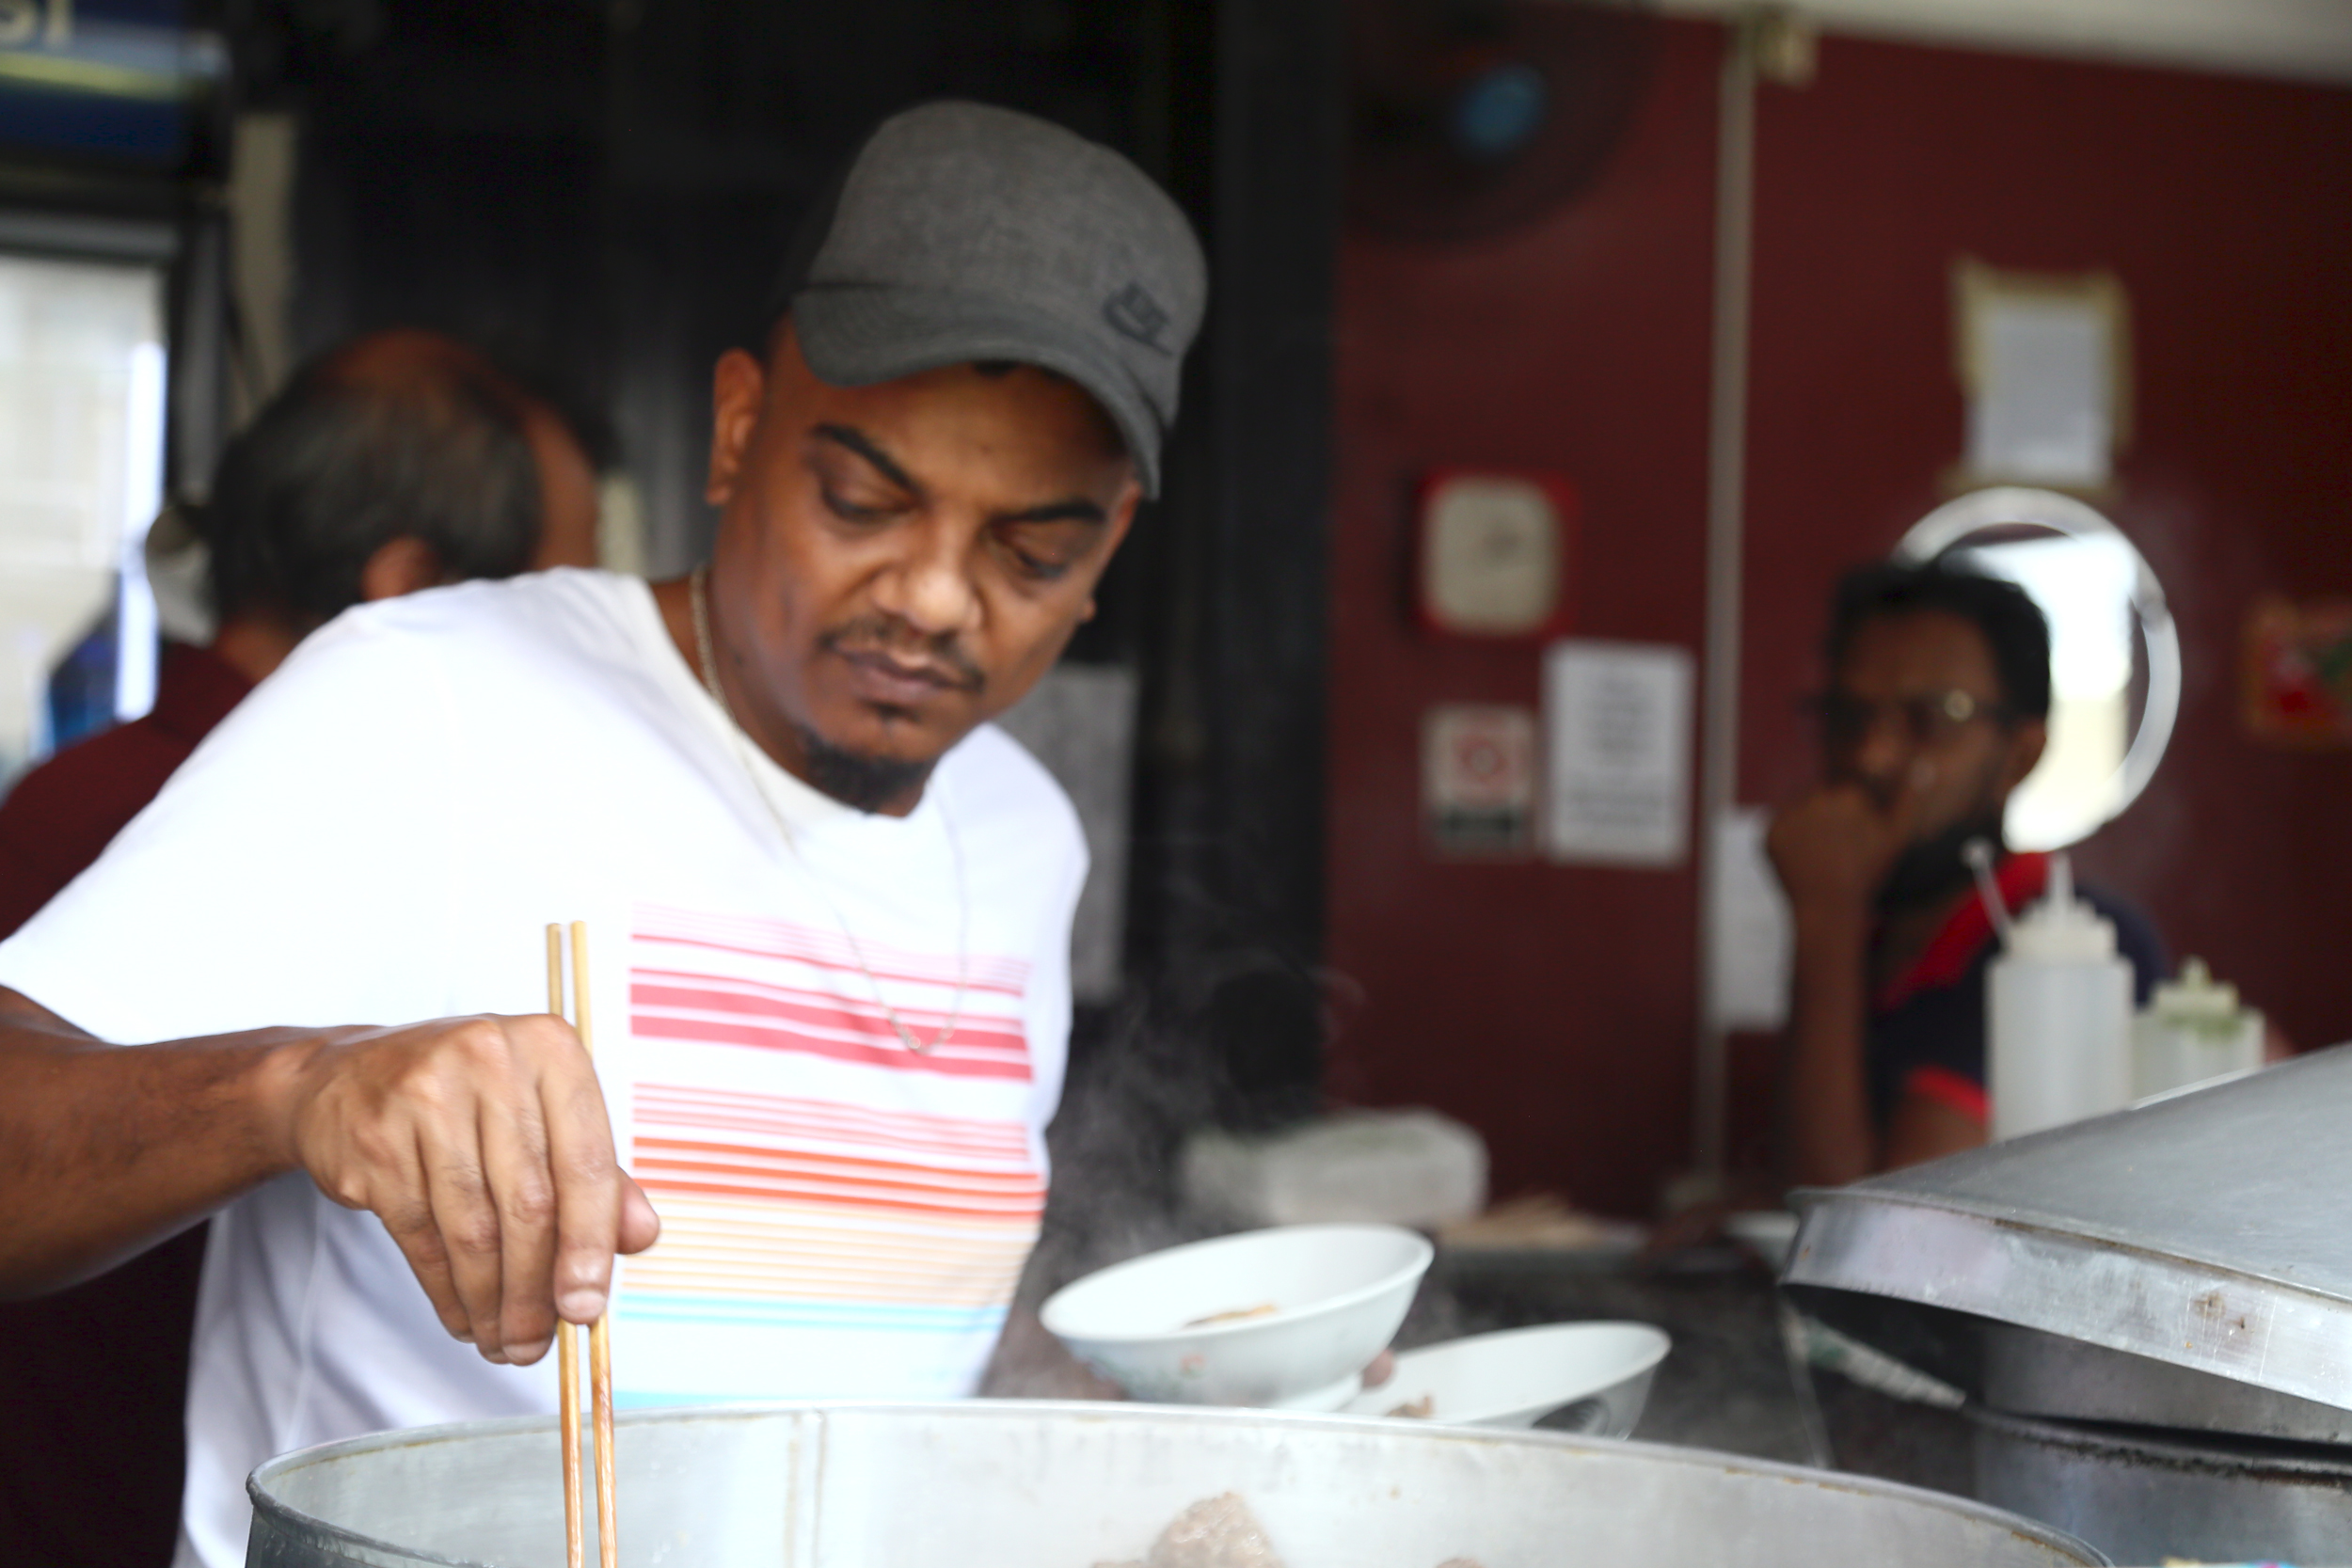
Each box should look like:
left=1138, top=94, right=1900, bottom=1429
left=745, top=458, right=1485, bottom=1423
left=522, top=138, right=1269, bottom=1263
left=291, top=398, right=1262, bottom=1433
left=1983, top=851, right=2135, bottom=1141
left=2132, top=958, right=2265, bottom=1100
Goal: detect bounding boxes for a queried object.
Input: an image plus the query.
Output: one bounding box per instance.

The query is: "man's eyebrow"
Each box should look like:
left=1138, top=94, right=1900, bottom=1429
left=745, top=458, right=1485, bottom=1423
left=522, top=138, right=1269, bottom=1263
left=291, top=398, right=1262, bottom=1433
left=999, top=499, right=1107, bottom=526
left=812, top=423, right=919, bottom=494
left=813, top=423, right=1105, bottom=526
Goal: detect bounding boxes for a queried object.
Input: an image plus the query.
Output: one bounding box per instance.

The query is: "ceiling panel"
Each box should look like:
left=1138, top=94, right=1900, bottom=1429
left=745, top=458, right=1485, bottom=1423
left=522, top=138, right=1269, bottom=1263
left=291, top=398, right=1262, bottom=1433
left=1649, top=0, right=2352, bottom=87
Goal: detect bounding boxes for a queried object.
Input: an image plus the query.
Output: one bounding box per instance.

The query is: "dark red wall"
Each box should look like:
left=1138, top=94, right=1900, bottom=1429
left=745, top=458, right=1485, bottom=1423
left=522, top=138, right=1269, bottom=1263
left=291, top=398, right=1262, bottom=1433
left=1325, top=20, right=2352, bottom=1212
left=1326, top=22, right=1720, bottom=1217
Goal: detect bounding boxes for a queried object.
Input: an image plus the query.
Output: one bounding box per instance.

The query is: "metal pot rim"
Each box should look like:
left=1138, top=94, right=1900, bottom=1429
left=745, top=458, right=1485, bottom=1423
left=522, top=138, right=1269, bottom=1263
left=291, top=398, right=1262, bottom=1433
left=1968, top=1403, right=2352, bottom=1481
left=248, top=1399, right=2110, bottom=1565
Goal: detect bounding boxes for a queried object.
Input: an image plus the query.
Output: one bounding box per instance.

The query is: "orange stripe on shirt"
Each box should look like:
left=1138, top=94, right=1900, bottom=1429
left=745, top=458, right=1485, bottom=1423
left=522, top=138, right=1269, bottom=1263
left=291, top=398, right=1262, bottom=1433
left=634, top=1176, right=1041, bottom=1220
left=634, top=1143, right=1043, bottom=1195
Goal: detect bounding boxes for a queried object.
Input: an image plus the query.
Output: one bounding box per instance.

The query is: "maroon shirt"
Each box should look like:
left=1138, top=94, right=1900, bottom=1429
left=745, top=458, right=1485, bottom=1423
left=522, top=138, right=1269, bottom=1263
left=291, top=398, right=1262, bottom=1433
left=0, top=641, right=252, bottom=1568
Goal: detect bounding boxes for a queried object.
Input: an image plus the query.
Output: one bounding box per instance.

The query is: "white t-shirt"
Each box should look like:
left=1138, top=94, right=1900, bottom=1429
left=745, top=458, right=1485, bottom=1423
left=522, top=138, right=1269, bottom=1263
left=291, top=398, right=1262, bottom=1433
left=0, top=569, right=1087, bottom=1568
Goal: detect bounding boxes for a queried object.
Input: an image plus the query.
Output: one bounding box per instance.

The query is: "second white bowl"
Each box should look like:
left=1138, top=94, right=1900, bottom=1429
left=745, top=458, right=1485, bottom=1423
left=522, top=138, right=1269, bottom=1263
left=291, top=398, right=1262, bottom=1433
left=1342, top=1321, right=1671, bottom=1433
left=1040, top=1223, right=1433, bottom=1408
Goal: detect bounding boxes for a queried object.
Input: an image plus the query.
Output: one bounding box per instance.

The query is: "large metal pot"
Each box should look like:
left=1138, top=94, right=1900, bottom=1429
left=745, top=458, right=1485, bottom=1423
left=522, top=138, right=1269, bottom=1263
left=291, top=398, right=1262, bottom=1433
left=246, top=1402, right=2104, bottom=1567
left=1971, top=1405, right=2352, bottom=1563
left=1784, top=1045, right=2352, bottom=1555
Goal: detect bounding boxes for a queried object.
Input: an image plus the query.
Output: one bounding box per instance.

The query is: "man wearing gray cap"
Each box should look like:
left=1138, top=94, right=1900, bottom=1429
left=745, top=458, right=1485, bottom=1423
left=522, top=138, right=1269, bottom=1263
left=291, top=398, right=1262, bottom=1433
left=0, top=101, right=1205, bottom=1568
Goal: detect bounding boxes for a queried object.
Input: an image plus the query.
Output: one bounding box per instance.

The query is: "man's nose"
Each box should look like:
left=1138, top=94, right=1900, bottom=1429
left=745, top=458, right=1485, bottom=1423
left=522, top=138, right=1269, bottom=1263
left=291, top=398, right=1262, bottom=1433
left=1847, top=708, right=1914, bottom=786
left=873, top=517, right=981, bottom=636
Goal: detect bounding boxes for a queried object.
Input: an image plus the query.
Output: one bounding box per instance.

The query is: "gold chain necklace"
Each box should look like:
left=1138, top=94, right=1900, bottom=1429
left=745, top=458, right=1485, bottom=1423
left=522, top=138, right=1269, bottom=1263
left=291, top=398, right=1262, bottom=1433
left=689, top=563, right=967, bottom=1054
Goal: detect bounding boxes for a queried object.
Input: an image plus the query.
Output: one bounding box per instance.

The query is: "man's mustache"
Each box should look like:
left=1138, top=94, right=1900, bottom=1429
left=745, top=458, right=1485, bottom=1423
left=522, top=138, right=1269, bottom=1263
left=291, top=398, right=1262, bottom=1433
left=818, top=617, right=985, bottom=692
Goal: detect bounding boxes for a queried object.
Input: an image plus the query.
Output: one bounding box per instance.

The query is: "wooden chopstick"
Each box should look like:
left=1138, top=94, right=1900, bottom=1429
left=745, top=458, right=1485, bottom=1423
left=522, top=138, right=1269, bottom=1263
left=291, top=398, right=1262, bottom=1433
left=547, top=923, right=617, bottom=1568
left=571, top=920, right=618, bottom=1568
left=547, top=926, right=585, bottom=1568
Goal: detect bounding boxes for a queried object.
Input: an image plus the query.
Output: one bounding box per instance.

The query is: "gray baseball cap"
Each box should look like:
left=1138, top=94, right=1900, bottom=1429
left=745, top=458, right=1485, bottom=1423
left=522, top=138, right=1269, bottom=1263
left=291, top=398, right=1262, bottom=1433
left=771, top=101, right=1207, bottom=497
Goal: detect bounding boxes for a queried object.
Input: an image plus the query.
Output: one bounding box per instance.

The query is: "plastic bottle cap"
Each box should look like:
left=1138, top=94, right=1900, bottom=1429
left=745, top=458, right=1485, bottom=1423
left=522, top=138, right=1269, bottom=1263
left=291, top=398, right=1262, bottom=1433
left=2149, top=957, right=2241, bottom=1021
left=2003, top=851, right=2117, bottom=963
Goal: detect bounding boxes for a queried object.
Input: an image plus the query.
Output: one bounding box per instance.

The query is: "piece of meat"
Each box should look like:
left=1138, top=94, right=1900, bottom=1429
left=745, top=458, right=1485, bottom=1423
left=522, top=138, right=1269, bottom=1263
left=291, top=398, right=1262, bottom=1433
left=1143, top=1493, right=1288, bottom=1568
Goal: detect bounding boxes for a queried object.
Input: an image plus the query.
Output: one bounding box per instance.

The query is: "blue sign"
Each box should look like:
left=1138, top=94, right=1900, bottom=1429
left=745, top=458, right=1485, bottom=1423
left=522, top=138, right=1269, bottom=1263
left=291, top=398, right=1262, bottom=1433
left=0, top=0, right=224, bottom=166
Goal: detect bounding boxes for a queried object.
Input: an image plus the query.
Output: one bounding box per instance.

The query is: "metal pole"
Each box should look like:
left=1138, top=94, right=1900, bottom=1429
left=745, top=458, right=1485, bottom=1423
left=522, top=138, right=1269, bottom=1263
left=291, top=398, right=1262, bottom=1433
left=1692, top=13, right=1758, bottom=1182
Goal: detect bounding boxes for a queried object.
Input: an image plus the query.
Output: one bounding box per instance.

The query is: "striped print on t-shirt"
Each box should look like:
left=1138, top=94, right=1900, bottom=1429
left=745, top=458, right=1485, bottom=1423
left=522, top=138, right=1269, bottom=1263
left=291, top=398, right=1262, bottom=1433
left=611, top=902, right=1047, bottom=1403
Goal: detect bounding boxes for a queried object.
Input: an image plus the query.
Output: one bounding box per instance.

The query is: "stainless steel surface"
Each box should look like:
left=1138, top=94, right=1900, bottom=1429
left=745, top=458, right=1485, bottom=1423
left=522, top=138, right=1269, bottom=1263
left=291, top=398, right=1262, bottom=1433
left=1982, top=1321, right=2352, bottom=1444
left=1972, top=1406, right=2352, bottom=1562
left=246, top=1402, right=2107, bottom=1567
left=1784, top=1042, right=2352, bottom=1432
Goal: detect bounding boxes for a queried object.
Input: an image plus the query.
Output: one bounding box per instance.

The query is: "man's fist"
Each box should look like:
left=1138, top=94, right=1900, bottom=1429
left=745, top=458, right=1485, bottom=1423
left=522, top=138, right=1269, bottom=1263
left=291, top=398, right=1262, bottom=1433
left=1766, top=763, right=1934, bottom=915
left=282, top=1013, right=661, bottom=1366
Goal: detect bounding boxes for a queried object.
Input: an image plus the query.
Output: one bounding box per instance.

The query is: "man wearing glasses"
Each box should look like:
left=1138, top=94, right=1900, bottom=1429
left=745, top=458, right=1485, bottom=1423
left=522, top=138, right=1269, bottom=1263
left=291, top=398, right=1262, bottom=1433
left=1770, top=560, right=2165, bottom=1186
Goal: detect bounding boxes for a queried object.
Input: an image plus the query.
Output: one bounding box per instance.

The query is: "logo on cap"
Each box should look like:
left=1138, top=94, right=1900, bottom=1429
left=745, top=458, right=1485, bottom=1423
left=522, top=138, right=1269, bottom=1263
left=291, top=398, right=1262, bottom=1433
left=1104, top=282, right=1173, bottom=355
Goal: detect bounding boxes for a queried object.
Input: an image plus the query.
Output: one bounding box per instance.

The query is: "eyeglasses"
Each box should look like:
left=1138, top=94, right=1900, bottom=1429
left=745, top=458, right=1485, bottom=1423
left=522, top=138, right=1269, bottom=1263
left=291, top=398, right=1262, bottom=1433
left=1805, top=689, right=2013, bottom=750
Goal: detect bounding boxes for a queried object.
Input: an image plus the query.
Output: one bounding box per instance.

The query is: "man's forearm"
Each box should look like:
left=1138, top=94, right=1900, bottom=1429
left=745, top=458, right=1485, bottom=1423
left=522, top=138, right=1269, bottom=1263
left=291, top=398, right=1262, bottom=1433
left=0, top=988, right=310, bottom=1295
left=1778, top=902, right=1878, bottom=1189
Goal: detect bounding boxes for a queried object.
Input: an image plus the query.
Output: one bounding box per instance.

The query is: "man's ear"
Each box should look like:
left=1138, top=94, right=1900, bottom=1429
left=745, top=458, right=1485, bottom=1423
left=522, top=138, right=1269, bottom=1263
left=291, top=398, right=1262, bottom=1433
left=706, top=348, right=768, bottom=508
left=1073, top=478, right=1141, bottom=628
left=358, top=535, right=446, bottom=602
left=1099, top=472, right=1142, bottom=562
left=1999, top=717, right=2049, bottom=793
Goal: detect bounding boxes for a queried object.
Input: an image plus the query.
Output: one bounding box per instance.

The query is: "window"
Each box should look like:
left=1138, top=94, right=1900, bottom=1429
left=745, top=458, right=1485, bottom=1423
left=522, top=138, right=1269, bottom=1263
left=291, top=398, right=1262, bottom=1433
left=0, top=249, right=167, bottom=787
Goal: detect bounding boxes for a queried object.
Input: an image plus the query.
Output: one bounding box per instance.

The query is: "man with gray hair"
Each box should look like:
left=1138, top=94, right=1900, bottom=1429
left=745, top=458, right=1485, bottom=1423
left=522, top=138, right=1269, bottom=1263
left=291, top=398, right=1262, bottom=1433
left=0, top=101, right=1205, bottom=1567
left=0, top=324, right=602, bottom=1568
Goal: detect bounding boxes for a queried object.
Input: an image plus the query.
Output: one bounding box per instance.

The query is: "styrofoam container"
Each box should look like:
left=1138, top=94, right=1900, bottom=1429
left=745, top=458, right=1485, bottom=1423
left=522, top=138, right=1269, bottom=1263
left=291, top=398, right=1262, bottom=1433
left=1039, top=1223, right=1433, bottom=1408
left=1343, top=1321, right=1670, bottom=1433
left=1180, top=1109, right=1488, bottom=1228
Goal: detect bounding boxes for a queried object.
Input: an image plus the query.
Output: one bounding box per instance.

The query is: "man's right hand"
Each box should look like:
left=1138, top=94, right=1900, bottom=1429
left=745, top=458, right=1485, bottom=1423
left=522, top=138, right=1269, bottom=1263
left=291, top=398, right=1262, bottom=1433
left=278, top=1014, right=661, bottom=1368
left=1765, top=765, right=1931, bottom=916
left=1765, top=761, right=1938, bottom=1189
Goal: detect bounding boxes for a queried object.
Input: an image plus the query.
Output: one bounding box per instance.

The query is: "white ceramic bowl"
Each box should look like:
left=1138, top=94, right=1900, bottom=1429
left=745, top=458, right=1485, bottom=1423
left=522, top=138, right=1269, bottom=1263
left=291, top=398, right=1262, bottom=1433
left=1040, top=1223, right=1434, bottom=1409
left=1341, top=1321, right=1671, bottom=1433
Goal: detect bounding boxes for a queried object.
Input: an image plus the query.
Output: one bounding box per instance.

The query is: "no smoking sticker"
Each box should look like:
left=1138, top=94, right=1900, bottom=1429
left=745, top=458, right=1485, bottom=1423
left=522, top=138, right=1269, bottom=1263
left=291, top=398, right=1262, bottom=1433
left=1422, top=705, right=1536, bottom=855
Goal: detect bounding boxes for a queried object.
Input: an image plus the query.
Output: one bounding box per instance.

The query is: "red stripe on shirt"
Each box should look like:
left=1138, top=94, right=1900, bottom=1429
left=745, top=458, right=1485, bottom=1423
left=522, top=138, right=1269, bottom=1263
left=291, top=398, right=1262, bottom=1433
left=1904, top=1064, right=1991, bottom=1125
left=633, top=1011, right=1033, bottom=1080
left=631, top=978, right=1027, bottom=1054
left=1875, top=851, right=2049, bottom=1012
left=634, top=904, right=1031, bottom=993
left=636, top=929, right=1028, bottom=998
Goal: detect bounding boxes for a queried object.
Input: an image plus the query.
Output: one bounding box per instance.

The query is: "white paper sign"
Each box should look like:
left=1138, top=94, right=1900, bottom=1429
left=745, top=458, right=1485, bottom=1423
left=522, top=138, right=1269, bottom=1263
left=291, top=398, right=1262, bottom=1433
left=1708, top=806, right=1792, bottom=1030
left=994, top=663, right=1137, bottom=1004
left=1960, top=269, right=2122, bottom=488
left=1541, top=640, right=1692, bottom=866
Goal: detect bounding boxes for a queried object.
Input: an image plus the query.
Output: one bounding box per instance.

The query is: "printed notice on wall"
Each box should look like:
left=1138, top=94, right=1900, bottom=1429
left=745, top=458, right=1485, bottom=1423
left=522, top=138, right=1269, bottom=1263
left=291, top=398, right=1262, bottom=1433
left=1541, top=640, right=1693, bottom=866
left=1956, top=261, right=2127, bottom=488
left=1708, top=806, right=1792, bottom=1030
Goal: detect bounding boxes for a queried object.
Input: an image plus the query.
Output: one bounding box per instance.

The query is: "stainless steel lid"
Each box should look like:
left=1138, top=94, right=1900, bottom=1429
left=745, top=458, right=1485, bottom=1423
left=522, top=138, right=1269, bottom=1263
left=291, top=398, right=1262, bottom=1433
left=1784, top=1042, right=2352, bottom=1442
